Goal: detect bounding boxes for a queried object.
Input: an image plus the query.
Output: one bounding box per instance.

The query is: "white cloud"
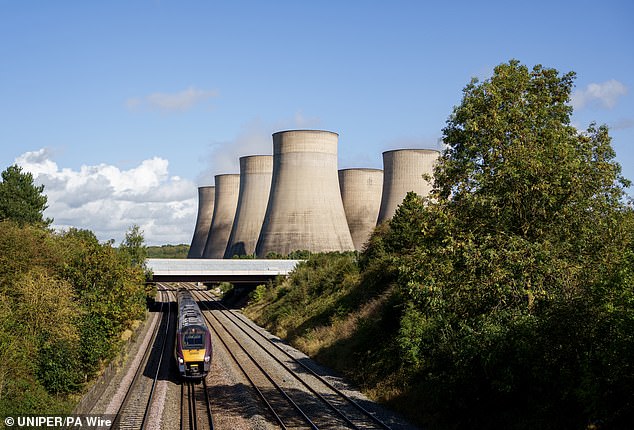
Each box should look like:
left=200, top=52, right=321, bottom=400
left=126, top=86, right=218, bottom=112
left=571, top=79, right=628, bottom=110
left=14, top=149, right=197, bottom=246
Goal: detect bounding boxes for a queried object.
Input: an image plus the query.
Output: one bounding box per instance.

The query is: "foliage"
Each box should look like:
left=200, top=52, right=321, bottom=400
left=384, top=191, right=428, bottom=254
left=58, top=228, right=147, bottom=373
left=119, top=224, right=147, bottom=269
left=264, top=249, right=312, bottom=260
left=12, top=268, right=80, bottom=343
left=0, top=164, right=52, bottom=226
left=246, top=252, right=361, bottom=341
left=248, top=284, right=267, bottom=303
left=231, top=253, right=257, bottom=259
left=384, top=60, right=634, bottom=428
left=37, top=340, right=83, bottom=394
left=437, top=61, right=628, bottom=247
left=145, top=243, right=189, bottom=258
left=0, top=220, right=147, bottom=416
left=245, top=60, right=634, bottom=429
left=217, top=281, right=234, bottom=297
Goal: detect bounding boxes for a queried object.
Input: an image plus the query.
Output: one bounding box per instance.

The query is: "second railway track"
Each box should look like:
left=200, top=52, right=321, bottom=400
left=111, top=286, right=174, bottom=430
left=191, top=287, right=392, bottom=429
left=94, top=282, right=415, bottom=429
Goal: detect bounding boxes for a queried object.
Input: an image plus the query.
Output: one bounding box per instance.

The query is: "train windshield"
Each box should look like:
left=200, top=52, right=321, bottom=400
left=182, top=327, right=205, bottom=349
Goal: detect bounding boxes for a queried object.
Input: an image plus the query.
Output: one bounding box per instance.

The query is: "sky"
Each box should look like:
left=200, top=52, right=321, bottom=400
left=1, top=1, right=632, bottom=246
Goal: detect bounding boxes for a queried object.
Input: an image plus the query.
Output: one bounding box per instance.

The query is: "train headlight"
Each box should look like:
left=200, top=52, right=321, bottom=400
left=204, top=356, right=210, bottom=363
left=178, top=357, right=184, bottom=364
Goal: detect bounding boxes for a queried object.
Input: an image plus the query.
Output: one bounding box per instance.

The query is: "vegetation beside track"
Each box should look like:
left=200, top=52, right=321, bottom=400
left=0, top=166, right=150, bottom=417
left=245, top=61, right=634, bottom=429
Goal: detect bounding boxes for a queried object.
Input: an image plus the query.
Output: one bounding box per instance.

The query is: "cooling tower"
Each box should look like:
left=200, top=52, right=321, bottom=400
left=202, top=174, right=240, bottom=259
left=338, top=168, right=384, bottom=251
left=224, top=155, right=273, bottom=258
left=255, top=130, right=355, bottom=256
left=377, top=149, right=440, bottom=224
left=187, top=186, right=215, bottom=258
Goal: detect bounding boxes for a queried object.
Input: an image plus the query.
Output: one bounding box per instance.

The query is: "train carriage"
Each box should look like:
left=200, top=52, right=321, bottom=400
left=175, top=289, right=212, bottom=378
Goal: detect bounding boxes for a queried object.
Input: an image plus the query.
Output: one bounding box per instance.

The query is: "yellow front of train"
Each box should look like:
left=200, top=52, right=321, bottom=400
left=176, top=325, right=212, bottom=378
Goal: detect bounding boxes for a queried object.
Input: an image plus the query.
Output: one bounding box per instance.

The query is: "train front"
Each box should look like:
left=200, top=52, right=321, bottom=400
left=176, top=324, right=212, bottom=378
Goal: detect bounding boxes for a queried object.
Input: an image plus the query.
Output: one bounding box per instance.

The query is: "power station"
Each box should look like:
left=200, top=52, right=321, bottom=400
left=225, top=155, right=273, bottom=258
left=202, top=174, right=240, bottom=259
left=377, top=149, right=440, bottom=224
left=338, top=168, right=383, bottom=251
left=256, top=130, right=355, bottom=256
left=187, top=186, right=215, bottom=258
left=188, top=131, right=440, bottom=259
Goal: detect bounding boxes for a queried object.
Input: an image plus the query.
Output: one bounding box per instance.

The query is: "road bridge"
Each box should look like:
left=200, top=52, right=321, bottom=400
left=145, top=258, right=301, bottom=285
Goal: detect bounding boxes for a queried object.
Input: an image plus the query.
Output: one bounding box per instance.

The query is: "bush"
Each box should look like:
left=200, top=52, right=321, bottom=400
left=0, top=221, right=147, bottom=415
left=37, top=340, right=83, bottom=394
left=249, top=284, right=267, bottom=303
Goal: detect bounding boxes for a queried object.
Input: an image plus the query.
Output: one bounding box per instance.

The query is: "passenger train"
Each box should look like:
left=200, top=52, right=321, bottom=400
left=175, top=289, right=212, bottom=378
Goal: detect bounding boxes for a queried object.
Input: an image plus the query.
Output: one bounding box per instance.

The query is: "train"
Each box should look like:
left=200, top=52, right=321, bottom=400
left=175, top=289, right=212, bottom=379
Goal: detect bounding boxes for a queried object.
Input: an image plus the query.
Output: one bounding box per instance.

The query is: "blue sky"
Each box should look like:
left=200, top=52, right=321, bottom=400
left=1, top=1, right=632, bottom=245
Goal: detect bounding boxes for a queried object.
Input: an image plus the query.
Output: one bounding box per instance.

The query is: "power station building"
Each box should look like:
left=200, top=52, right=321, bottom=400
left=187, top=131, right=441, bottom=258
left=377, top=149, right=440, bottom=224
left=225, top=155, right=273, bottom=258
left=338, top=168, right=383, bottom=251
left=187, top=186, right=215, bottom=258
left=255, top=130, right=355, bottom=256
left=202, top=174, right=240, bottom=259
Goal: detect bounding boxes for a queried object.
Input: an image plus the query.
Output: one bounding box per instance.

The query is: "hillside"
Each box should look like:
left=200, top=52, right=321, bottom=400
left=146, top=244, right=189, bottom=258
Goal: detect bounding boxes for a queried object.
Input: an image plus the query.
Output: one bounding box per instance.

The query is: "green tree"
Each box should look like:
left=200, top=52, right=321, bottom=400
left=13, top=268, right=83, bottom=394
left=0, top=220, right=148, bottom=415
left=119, top=224, right=147, bottom=269
left=385, top=191, right=427, bottom=253
left=389, top=60, right=633, bottom=428
left=437, top=60, right=628, bottom=243
left=57, top=228, right=146, bottom=374
left=0, top=165, right=52, bottom=226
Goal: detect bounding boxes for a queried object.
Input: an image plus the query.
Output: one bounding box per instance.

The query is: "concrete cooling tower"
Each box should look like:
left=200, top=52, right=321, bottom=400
left=202, top=174, right=240, bottom=259
left=377, top=149, right=440, bottom=224
left=187, top=186, right=215, bottom=258
left=255, top=130, right=355, bottom=256
left=224, top=155, right=273, bottom=258
left=338, top=168, right=383, bottom=251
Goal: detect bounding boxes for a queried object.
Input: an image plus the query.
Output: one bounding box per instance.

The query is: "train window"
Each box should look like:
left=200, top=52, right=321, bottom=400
left=183, top=333, right=204, bottom=349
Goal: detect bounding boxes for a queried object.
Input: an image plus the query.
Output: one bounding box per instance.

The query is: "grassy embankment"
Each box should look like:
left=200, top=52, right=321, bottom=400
left=244, top=214, right=634, bottom=429
left=244, top=249, right=413, bottom=420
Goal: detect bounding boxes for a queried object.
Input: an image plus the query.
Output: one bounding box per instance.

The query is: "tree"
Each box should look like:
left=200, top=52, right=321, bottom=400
left=437, top=60, right=628, bottom=242
left=388, top=60, right=634, bottom=428
left=0, top=164, right=52, bottom=226
left=119, top=224, right=147, bottom=269
left=57, top=227, right=147, bottom=374
left=0, top=219, right=148, bottom=414
left=385, top=191, right=427, bottom=253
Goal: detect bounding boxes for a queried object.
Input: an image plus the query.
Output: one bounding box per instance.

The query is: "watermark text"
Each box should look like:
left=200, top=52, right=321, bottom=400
left=4, top=415, right=114, bottom=428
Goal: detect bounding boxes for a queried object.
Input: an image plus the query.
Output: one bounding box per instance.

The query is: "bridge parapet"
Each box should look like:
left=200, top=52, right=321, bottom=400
left=146, top=258, right=301, bottom=284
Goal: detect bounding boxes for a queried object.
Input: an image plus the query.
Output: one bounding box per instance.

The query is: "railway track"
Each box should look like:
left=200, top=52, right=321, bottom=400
left=110, top=285, right=174, bottom=430
left=190, top=287, right=393, bottom=430
left=180, top=378, right=215, bottom=430
left=110, top=283, right=215, bottom=429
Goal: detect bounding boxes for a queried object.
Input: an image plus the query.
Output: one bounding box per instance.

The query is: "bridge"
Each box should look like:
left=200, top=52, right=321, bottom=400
left=145, top=258, right=301, bottom=285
